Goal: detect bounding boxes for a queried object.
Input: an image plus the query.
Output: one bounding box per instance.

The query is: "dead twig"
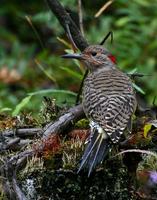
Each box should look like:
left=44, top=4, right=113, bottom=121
left=95, top=0, right=114, bottom=18
left=78, top=0, right=84, bottom=36
left=0, top=152, right=31, bottom=200
left=65, top=24, right=78, bottom=51
left=99, top=31, right=113, bottom=45
left=2, top=128, right=42, bottom=138
left=0, top=138, right=20, bottom=151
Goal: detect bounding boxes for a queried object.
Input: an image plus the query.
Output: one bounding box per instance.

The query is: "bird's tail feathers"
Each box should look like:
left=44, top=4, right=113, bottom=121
left=77, top=130, right=110, bottom=177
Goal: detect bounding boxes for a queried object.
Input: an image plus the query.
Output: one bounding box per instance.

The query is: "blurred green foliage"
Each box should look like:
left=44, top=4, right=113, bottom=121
left=0, top=0, right=157, bottom=116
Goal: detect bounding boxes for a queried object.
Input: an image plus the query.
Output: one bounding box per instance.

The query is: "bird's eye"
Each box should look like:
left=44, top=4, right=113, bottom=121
left=91, top=52, right=97, bottom=56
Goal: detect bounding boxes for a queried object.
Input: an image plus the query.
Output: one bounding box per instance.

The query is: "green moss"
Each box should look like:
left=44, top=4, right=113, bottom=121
left=75, top=119, right=89, bottom=128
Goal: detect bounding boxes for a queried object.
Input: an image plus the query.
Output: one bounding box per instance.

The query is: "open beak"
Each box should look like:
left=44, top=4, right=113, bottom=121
left=61, top=53, right=82, bottom=60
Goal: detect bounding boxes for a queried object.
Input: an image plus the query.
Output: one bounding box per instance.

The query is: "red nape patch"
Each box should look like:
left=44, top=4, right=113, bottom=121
left=108, top=55, right=116, bottom=63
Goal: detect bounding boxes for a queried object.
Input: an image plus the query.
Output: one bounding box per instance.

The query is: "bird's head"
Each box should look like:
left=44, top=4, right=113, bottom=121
left=62, top=45, right=116, bottom=71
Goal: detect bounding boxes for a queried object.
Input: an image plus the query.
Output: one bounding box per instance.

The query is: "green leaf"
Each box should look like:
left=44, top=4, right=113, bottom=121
left=132, top=83, right=145, bottom=95
left=144, top=124, right=152, bottom=138
left=128, top=68, right=137, bottom=74
left=134, top=0, right=150, bottom=7
left=11, top=89, right=77, bottom=116
left=12, top=95, right=32, bottom=116
left=0, top=107, right=12, bottom=112
left=60, top=66, right=83, bottom=80
left=35, top=59, right=56, bottom=83
left=57, top=37, right=71, bottom=48
left=116, top=17, right=130, bottom=27
left=28, top=89, right=77, bottom=97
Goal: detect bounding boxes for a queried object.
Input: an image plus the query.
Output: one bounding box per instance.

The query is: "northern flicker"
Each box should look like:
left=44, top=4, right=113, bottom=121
left=62, top=45, right=137, bottom=176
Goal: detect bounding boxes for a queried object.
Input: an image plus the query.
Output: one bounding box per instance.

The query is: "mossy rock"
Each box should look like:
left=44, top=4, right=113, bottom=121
left=21, top=160, right=137, bottom=200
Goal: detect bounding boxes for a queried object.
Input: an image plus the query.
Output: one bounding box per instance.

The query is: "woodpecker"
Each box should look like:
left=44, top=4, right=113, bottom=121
left=62, top=45, right=137, bottom=176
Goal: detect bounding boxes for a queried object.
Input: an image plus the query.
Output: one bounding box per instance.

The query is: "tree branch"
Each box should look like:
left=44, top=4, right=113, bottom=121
left=2, top=128, right=42, bottom=138
left=46, top=0, right=89, bottom=51
left=42, top=104, right=85, bottom=139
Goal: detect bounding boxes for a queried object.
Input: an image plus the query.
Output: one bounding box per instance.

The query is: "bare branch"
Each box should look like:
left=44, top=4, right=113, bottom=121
left=3, top=128, right=42, bottom=138
left=65, top=24, right=78, bottom=51
left=78, top=0, right=84, bottom=36
left=0, top=138, right=20, bottom=151
left=42, top=104, right=85, bottom=139
left=46, top=0, right=88, bottom=51
left=95, top=0, right=114, bottom=18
